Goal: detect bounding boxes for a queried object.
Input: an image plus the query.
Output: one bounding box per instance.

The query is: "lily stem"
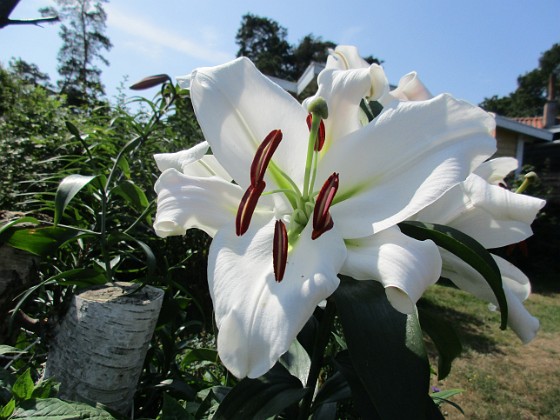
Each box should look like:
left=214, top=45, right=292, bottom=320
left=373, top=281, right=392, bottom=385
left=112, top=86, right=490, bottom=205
left=298, top=298, right=336, bottom=420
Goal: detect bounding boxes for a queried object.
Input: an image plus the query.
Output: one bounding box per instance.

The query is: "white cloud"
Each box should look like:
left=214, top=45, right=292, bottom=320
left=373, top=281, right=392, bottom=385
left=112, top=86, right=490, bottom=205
left=106, top=4, right=232, bottom=64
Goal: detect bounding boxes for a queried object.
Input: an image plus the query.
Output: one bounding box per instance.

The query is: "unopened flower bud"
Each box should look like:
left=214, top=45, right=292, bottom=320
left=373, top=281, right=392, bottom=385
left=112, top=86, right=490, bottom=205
left=130, top=74, right=172, bottom=90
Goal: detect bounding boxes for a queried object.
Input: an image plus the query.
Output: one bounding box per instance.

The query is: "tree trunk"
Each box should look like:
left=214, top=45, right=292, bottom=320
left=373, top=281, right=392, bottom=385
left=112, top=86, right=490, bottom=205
left=43, top=282, right=164, bottom=415
left=0, top=244, right=38, bottom=343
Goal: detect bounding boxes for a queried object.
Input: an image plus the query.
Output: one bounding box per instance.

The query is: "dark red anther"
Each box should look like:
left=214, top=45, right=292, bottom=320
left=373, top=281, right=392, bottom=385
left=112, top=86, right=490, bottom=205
left=312, top=173, right=339, bottom=240
left=236, top=180, right=266, bottom=236
left=306, top=113, right=326, bottom=151
left=273, top=220, right=288, bottom=282
left=250, top=130, right=283, bottom=186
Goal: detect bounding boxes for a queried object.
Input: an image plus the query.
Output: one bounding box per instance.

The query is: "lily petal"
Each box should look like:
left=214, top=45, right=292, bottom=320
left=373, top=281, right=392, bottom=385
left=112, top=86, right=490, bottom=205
left=154, top=141, right=209, bottom=172
left=473, top=157, right=518, bottom=185
left=154, top=169, right=249, bottom=238
left=190, top=57, right=309, bottom=189
left=322, top=94, right=496, bottom=238
left=340, top=226, right=441, bottom=314
left=209, top=216, right=346, bottom=378
left=306, top=65, right=388, bottom=152
left=154, top=142, right=233, bottom=181
left=440, top=249, right=539, bottom=343
left=326, top=45, right=370, bottom=70
left=412, top=173, right=545, bottom=248
left=379, top=71, right=433, bottom=107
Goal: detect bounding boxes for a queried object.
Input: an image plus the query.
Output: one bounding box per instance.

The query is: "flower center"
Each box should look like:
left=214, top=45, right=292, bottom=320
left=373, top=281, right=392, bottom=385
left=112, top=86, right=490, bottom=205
left=235, top=97, right=337, bottom=281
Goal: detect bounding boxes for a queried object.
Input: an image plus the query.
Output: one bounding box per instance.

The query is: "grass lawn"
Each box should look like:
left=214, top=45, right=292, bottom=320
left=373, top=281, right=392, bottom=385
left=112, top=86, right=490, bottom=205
left=421, top=275, right=560, bottom=419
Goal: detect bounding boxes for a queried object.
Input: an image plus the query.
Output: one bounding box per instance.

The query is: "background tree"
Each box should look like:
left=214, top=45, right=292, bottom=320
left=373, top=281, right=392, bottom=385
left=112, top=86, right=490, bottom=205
left=41, top=0, right=112, bottom=106
left=480, top=43, right=560, bottom=117
left=236, top=13, right=382, bottom=86
left=235, top=13, right=293, bottom=79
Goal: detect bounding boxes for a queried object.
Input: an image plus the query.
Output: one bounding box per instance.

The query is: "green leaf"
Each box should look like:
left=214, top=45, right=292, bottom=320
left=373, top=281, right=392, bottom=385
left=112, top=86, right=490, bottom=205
left=0, top=398, right=15, bottom=419
left=182, top=348, right=219, bottom=365
left=279, top=339, right=311, bottom=386
left=214, top=364, right=309, bottom=420
left=399, top=221, right=508, bottom=329
left=0, top=345, right=26, bottom=356
left=160, top=393, right=194, bottom=420
left=7, top=226, right=82, bottom=257
left=54, top=174, right=98, bottom=225
left=54, top=268, right=107, bottom=287
left=333, top=277, right=434, bottom=419
left=12, top=398, right=115, bottom=419
left=312, top=370, right=351, bottom=410
left=11, top=369, right=34, bottom=401
left=0, top=217, right=40, bottom=244
left=418, top=306, right=462, bottom=380
left=111, top=180, right=150, bottom=217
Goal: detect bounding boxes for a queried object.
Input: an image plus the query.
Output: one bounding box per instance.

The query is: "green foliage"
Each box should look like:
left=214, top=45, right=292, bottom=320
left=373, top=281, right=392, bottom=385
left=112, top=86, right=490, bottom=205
left=480, top=43, right=560, bottom=117
left=235, top=13, right=293, bottom=79
left=45, top=0, right=113, bottom=107
left=235, top=13, right=382, bottom=84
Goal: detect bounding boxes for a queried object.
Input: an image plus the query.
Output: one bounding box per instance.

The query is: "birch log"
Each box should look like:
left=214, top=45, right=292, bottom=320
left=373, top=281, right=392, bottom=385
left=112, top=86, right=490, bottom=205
left=43, top=282, right=164, bottom=415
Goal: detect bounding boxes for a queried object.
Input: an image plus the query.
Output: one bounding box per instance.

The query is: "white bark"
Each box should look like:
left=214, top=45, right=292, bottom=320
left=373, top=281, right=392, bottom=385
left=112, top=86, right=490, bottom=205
left=44, top=282, right=164, bottom=415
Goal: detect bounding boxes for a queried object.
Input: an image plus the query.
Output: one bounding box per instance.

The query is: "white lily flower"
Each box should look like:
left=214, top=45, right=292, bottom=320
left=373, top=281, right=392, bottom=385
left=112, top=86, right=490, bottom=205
left=154, top=56, right=496, bottom=378
left=411, top=158, right=545, bottom=342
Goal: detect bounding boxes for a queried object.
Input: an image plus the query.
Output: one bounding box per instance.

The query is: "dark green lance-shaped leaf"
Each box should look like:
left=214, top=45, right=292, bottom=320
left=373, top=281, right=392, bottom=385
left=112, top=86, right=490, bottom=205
left=214, top=364, right=309, bottom=420
left=11, top=369, right=34, bottom=401
left=182, top=348, right=219, bottom=365
left=111, top=180, right=150, bottom=218
left=55, top=268, right=107, bottom=287
left=312, top=370, right=352, bottom=410
left=65, top=121, right=82, bottom=138
left=7, top=226, right=84, bottom=257
left=418, top=306, right=462, bottom=380
left=160, top=393, right=194, bottom=420
left=399, top=221, right=508, bottom=329
left=0, top=217, right=40, bottom=244
left=333, top=277, right=433, bottom=419
left=54, top=174, right=98, bottom=225
left=12, top=398, right=115, bottom=419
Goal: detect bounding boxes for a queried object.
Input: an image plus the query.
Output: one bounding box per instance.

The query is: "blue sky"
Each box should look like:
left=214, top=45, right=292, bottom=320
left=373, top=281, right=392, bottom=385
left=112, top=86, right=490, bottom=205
left=1, top=0, right=559, bottom=106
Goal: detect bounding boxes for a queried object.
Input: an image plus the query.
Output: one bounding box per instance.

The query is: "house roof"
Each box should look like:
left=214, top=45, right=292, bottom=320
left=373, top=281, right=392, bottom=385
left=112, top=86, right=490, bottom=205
left=494, top=114, right=555, bottom=142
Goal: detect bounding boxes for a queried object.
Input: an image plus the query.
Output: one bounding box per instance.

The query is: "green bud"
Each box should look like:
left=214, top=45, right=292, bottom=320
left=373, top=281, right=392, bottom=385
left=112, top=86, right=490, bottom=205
left=515, top=171, right=539, bottom=194
left=307, top=96, right=329, bottom=119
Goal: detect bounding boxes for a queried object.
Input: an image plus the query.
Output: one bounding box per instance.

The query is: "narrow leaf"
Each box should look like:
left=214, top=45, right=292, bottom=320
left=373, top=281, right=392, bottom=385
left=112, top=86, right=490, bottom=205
left=0, top=345, right=26, bottom=356
left=54, top=174, right=98, bottom=225
left=280, top=339, right=311, bottom=386
left=399, top=221, right=508, bottom=329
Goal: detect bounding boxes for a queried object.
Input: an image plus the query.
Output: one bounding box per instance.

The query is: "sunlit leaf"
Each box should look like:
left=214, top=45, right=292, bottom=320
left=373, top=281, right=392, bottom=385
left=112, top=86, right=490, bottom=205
left=399, top=221, right=508, bottom=329
left=11, top=369, right=34, bottom=401
left=6, top=226, right=84, bottom=257
left=54, top=174, right=98, bottom=225
left=12, top=398, right=115, bottom=419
